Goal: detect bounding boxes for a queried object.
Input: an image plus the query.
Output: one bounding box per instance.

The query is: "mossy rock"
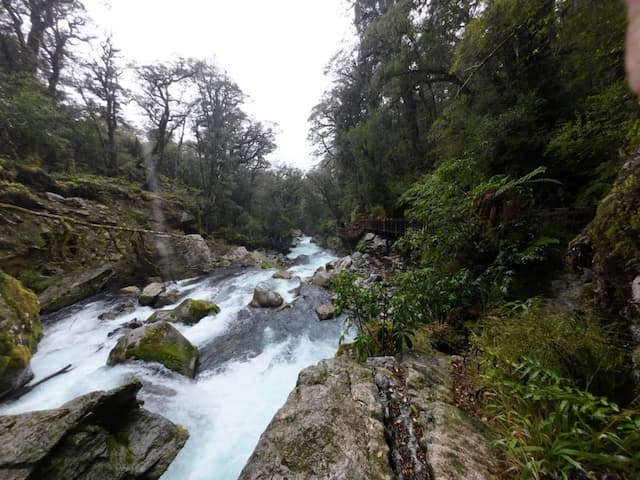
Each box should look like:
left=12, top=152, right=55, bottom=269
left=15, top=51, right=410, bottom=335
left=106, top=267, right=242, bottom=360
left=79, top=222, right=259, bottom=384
left=0, top=271, right=42, bottom=399
left=147, top=299, right=220, bottom=325
left=107, top=322, right=199, bottom=377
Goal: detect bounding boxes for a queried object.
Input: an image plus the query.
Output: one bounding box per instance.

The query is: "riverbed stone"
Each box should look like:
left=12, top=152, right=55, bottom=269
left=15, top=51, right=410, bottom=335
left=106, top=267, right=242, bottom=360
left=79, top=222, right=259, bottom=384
left=315, top=303, right=336, bottom=321
left=154, top=289, right=180, bottom=307
left=0, top=381, right=188, bottom=480
left=38, top=265, right=115, bottom=313
left=147, top=299, right=220, bottom=325
left=310, top=267, right=333, bottom=288
left=272, top=270, right=293, bottom=280
left=0, top=271, right=42, bottom=400
left=107, top=322, right=199, bottom=377
left=249, top=284, right=284, bottom=308
left=119, top=285, right=141, bottom=296
left=138, top=282, right=165, bottom=306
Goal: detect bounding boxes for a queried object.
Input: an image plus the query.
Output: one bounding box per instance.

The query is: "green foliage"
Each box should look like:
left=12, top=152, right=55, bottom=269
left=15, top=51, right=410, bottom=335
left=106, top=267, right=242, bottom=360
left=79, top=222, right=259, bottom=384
left=481, top=356, right=640, bottom=480
left=476, top=303, right=630, bottom=399
left=17, top=269, right=56, bottom=294
left=332, top=271, right=413, bottom=361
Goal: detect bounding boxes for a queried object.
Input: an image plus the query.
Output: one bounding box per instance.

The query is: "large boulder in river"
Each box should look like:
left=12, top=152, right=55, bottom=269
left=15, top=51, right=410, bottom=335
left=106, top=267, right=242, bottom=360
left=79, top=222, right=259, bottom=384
left=239, top=352, right=497, bottom=480
left=138, top=282, right=179, bottom=308
left=315, top=303, right=336, bottom=321
left=310, top=267, right=334, bottom=288
left=38, top=265, right=115, bottom=313
left=0, top=381, right=188, bottom=480
left=0, top=272, right=42, bottom=400
left=151, top=233, right=214, bottom=280
left=249, top=284, right=284, bottom=308
left=147, top=299, right=220, bottom=325
left=107, top=322, right=199, bottom=377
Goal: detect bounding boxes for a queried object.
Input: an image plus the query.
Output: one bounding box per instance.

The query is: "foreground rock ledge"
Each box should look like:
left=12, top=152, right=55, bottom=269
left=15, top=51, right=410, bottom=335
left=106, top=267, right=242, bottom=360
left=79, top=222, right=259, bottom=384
left=0, top=381, right=188, bottom=480
left=239, top=351, right=497, bottom=480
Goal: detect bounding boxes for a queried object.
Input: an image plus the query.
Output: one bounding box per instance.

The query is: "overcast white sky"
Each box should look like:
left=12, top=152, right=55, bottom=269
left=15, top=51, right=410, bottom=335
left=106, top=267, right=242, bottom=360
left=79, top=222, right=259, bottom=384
left=82, top=0, right=354, bottom=170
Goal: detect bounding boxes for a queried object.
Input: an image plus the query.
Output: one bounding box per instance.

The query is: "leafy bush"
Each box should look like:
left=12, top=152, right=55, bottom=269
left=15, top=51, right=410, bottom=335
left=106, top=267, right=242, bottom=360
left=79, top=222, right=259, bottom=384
left=481, top=356, right=640, bottom=480
left=475, top=302, right=630, bottom=399
left=332, top=271, right=413, bottom=361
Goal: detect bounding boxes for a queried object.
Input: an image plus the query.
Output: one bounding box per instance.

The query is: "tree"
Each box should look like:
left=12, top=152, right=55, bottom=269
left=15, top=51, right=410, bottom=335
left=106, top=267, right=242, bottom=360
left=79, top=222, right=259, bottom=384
left=76, top=36, right=124, bottom=175
left=0, top=0, right=86, bottom=98
left=135, top=58, right=194, bottom=176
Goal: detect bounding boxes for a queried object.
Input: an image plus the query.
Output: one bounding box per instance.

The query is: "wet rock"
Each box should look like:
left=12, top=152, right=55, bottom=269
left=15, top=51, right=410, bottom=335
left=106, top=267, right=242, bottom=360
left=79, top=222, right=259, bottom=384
left=310, top=267, right=334, bottom=288
left=138, top=282, right=165, bottom=307
left=292, top=254, right=310, bottom=266
left=249, top=284, right=284, bottom=308
left=315, top=303, right=336, bottom=321
left=152, top=233, right=214, bottom=280
left=239, top=357, right=394, bottom=480
left=107, top=322, right=199, bottom=377
left=0, top=272, right=42, bottom=400
left=119, top=286, right=141, bottom=296
left=0, top=381, right=188, bottom=480
left=289, top=281, right=303, bottom=298
left=154, top=289, right=180, bottom=308
left=99, top=299, right=136, bottom=321
left=633, top=276, right=640, bottom=304
left=326, top=255, right=353, bottom=272
left=147, top=299, right=220, bottom=325
left=38, top=266, right=115, bottom=313
left=200, top=283, right=341, bottom=371
left=241, top=352, right=497, bottom=480
left=272, top=270, right=293, bottom=280
left=45, top=191, right=65, bottom=202
left=107, top=319, right=142, bottom=338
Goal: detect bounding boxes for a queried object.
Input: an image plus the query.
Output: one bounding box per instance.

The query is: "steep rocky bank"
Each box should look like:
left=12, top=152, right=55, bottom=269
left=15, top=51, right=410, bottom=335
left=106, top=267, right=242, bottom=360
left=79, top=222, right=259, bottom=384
left=0, top=381, right=188, bottom=480
left=240, top=351, right=497, bottom=480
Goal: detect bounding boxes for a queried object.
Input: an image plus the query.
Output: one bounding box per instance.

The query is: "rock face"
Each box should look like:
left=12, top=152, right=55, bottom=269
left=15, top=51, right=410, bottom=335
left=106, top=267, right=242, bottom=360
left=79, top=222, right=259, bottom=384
left=569, top=152, right=640, bottom=386
left=107, top=322, right=199, bottom=377
left=310, top=267, right=333, bottom=288
left=0, top=381, right=188, bottom=480
left=152, top=234, right=214, bottom=280
left=249, top=284, right=284, bottom=308
left=38, top=265, right=115, bottom=313
left=239, top=356, right=394, bottom=480
left=240, top=351, right=497, bottom=480
left=0, top=272, right=42, bottom=400
left=147, top=299, right=220, bottom=325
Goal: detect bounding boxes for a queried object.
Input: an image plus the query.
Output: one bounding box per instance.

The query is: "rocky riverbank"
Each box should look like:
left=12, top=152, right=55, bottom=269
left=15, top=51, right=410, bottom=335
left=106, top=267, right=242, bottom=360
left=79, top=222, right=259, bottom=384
left=0, top=381, right=187, bottom=480
left=240, top=351, right=497, bottom=480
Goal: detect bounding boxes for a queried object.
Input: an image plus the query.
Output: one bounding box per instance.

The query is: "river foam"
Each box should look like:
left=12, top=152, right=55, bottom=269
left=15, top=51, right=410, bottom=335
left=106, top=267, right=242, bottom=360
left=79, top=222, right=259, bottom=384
left=0, top=237, right=341, bottom=480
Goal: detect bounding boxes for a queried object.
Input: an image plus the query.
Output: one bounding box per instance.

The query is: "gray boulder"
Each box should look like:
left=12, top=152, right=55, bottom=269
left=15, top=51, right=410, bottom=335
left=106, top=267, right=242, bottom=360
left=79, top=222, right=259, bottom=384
left=147, top=299, right=220, bottom=325
left=107, top=322, right=199, bottom=378
left=326, top=255, right=353, bottom=272
left=249, top=284, right=284, bottom=308
left=272, top=270, right=293, bottom=280
left=310, top=267, right=334, bottom=288
left=138, top=282, right=165, bottom=307
left=315, top=303, right=336, bottom=321
left=0, top=381, right=188, bottom=480
left=240, top=352, right=497, bottom=480
left=152, top=233, right=214, bottom=280
left=38, top=266, right=115, bottom=313
left=154, top=289, right=180, bottom=307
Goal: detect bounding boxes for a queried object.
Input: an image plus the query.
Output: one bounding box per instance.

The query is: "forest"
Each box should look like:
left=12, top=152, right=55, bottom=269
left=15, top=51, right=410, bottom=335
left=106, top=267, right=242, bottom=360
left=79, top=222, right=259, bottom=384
left=2, top=0, right=640, bottom=479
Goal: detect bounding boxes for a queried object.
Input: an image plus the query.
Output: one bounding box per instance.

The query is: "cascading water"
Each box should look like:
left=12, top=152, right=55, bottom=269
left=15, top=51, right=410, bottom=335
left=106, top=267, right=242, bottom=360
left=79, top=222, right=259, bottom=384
left=0, top=237, right=342, bottom=480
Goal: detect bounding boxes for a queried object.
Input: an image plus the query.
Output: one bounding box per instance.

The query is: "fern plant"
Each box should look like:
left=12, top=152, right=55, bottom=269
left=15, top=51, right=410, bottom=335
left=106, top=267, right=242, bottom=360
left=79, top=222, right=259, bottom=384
left=481, top=355, right=640, bottom=480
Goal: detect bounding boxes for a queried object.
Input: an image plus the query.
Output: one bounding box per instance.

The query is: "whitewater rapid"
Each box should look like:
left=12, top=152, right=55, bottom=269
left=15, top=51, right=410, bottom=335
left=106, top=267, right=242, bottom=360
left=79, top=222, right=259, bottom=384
left=0, top=237, right=341, bottom=480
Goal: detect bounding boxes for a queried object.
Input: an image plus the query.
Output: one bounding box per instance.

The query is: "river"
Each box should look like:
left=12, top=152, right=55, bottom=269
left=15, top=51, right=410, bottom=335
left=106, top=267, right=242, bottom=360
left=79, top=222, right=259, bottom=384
left=0, top=237, right=343, bottom=480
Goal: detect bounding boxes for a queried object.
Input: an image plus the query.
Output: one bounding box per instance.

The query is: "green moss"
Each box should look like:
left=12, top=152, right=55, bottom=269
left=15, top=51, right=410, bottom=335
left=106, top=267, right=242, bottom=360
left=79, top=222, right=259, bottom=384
left=17, top=269, right=56, bottom=294
left=128, top=323, right=196, bottom=375
left=591, top=171, right=640, bottom=270
left=187, top=299, right=220, bottom=320
left=0, top=180, right=42, bottom=208
left=0, top=271, right=42, bottom=348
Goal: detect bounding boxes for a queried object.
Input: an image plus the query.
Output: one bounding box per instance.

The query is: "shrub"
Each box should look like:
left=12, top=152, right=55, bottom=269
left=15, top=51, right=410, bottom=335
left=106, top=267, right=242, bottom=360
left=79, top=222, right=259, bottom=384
left=481, top=356, right=640, bottom=480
